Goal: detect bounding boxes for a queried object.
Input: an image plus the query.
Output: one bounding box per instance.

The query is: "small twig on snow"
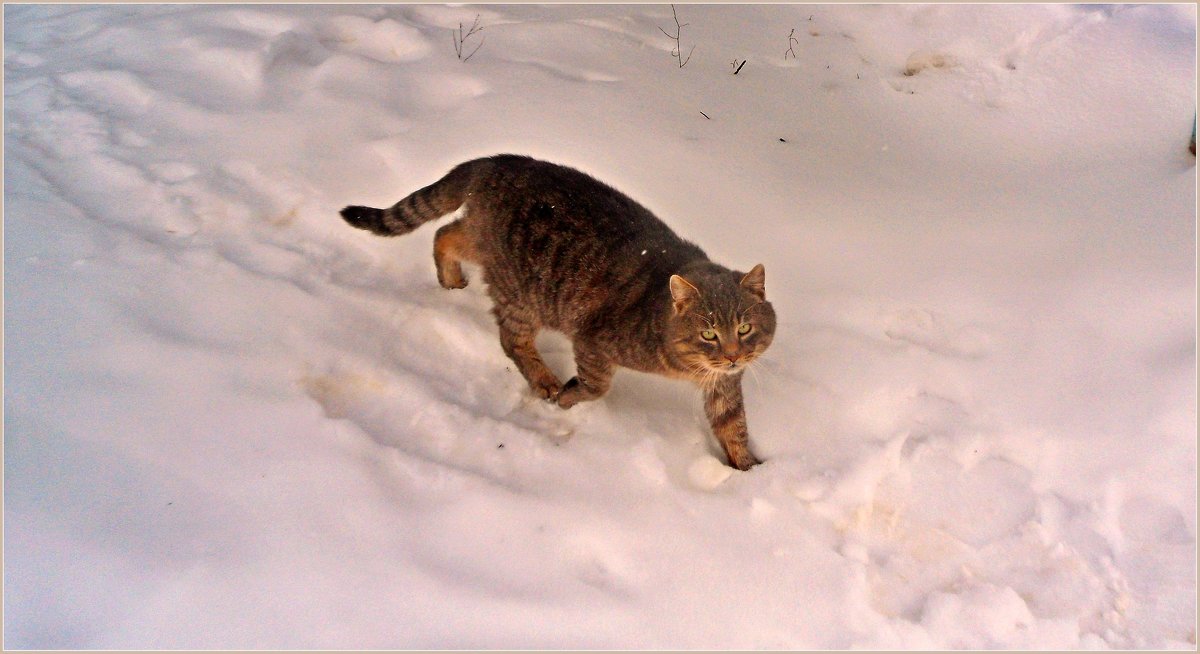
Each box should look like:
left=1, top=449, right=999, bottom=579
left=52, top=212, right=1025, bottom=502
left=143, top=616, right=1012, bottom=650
left=785, top=28, right=799, bottom=60
left=657, top=4, right=694, bottom=68
left=452, top=14, right=485, bottom=62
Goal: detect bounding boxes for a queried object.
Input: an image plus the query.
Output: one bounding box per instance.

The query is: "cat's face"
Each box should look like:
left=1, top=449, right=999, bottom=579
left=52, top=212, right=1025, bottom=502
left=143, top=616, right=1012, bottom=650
left=667, top=264, right=776, bottom=382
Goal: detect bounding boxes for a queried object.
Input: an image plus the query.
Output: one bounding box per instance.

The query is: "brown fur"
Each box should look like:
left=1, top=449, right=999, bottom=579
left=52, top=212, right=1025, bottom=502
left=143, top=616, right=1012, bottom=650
left=340, top=154, right=776, bottom=469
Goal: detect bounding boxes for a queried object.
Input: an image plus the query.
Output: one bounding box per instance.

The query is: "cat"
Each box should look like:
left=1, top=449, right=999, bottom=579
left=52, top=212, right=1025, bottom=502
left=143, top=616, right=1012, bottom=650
left=340, top=154, right=776, bottom=470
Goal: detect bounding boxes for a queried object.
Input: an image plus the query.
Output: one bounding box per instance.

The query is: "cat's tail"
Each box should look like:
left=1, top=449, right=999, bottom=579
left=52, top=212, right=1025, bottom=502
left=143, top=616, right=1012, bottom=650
left=339, top=159, right=482, bottom=237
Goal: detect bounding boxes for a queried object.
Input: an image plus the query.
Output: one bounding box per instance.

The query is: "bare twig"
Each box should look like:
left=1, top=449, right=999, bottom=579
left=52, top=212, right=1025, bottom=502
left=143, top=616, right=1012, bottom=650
left=731, top=59, right=746, bottom=75
left=700, top=110, right=711, bottom=120
left=452, top=14, right=485, bottom=62
left=785, top=28, right=798, bottom=60
left=658, top=4, right=694, bottom=68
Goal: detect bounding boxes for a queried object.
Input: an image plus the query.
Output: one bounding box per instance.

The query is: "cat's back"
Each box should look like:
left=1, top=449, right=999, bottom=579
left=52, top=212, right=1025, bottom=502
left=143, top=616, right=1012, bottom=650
left=464, top=155, right=706, bottom=331
left=471, top=154, right=658, bottom=235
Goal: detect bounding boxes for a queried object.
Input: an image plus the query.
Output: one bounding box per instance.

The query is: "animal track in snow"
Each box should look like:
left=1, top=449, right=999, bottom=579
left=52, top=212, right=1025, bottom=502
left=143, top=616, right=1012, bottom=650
left=562, top=532, right=638, bottom=595
left=883, top=307, right=992, bottom=359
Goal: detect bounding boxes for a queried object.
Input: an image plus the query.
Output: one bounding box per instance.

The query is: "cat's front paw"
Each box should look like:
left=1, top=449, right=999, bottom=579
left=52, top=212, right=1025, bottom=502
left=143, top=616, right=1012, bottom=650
left=727, top=450, right=761, bottom=471
left=530, top=378, right=563, bottom=402
left=556, top=377, right=585, bottom=409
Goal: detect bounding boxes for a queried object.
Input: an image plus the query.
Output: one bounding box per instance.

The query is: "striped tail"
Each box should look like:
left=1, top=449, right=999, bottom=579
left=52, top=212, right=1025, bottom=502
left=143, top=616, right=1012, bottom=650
left=340, top=159, right=480, bottom=237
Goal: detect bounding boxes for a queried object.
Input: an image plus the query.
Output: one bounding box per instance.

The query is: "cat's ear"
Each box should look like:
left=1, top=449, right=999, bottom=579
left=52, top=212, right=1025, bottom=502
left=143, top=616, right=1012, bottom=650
left=740, top=264, right=766, bottom=300
left=669, top=274, right=700, bottom=314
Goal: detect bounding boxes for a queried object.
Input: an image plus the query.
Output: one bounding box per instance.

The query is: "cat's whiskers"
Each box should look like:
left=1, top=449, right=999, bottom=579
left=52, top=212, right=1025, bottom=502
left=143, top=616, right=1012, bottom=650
left=744, top=358, right=764, bottom=390
left=698, top=364, right=721, bottom=390
left=749, top=355, right=781, bottom=376
left=683, top=359, right=723, bottom=390
left=745, top=356, right=782, bottom=388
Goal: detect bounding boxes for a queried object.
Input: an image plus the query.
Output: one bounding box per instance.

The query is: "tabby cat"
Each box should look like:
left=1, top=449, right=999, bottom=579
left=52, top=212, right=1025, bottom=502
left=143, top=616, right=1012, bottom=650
left=340, top=154, right=776, bottom=470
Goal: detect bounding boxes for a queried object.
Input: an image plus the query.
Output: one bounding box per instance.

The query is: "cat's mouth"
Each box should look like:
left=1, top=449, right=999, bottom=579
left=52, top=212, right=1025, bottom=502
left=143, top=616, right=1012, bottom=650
left=684, top=354, right=759, bottom=378
left=710, top=356, right=754, bottom=374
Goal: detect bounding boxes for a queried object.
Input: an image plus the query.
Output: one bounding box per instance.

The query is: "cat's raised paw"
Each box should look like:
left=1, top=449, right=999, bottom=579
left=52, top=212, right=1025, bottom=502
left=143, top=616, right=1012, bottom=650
left=530, top=378, right=563, bottom=402
left=436, top=270, right=468, bottom=289
left=556, top=377, right=585, bottom=409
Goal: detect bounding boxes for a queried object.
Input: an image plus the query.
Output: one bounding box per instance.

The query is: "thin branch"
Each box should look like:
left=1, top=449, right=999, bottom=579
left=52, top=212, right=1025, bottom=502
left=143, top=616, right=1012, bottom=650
left=462, top=36, right=484, bottom=62
left=658, top=4, right=694, bottom=68
left=785, top=28, right=798, bottom=60
left=453, top=14, right=485, bottom=61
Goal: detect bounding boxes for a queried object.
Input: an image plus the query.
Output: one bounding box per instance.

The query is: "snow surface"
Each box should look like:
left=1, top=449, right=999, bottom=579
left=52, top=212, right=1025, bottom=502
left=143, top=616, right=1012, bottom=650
left=4, top=3, right=1196, bottom=649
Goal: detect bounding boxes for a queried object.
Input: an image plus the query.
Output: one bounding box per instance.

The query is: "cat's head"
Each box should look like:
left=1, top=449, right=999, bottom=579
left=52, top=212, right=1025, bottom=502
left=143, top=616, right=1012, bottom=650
left=667, top=263, right=776, bottom=381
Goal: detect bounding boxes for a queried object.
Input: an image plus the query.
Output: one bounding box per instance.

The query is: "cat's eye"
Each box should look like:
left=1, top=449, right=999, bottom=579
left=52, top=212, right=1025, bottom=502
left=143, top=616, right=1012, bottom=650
left=701, top=329, right=718, bottom=341
left=738, top=323, right=752, bottom=335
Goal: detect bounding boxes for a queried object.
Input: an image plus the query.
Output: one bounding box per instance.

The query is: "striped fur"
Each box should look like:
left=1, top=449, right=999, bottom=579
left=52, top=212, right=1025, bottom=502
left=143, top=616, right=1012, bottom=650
left=339, top=160, right=481, bottom=236
left=704, top=375, right=758, bottom=470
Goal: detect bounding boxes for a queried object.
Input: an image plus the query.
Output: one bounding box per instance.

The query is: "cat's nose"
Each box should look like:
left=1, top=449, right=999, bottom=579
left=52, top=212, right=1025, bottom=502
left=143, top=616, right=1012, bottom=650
left=724, top=354, right=740, bottom=364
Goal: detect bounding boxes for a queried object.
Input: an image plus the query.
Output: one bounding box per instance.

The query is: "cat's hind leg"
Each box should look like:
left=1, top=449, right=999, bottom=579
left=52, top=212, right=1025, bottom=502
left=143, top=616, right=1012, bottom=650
left=433, top=219, right=476, bottom=289
left=494, top=306, right=563, bottom=401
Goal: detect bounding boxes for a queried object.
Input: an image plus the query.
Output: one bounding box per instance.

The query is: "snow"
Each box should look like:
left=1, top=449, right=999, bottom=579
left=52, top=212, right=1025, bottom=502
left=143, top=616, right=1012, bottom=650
left=3, top=3, right=1195, bottom=649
